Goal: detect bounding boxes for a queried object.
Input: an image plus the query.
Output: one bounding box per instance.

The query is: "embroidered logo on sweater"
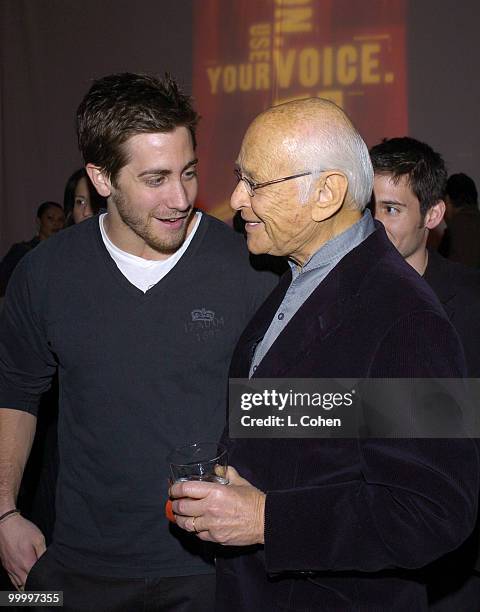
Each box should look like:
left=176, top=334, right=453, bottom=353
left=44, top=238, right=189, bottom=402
left=184, top=308, right=225, bottom=342
left=191, top=308, right=215, bottom=322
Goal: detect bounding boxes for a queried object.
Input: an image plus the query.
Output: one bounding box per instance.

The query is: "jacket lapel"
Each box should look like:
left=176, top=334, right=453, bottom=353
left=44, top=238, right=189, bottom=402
left=252, top=267, right=353, bottom=378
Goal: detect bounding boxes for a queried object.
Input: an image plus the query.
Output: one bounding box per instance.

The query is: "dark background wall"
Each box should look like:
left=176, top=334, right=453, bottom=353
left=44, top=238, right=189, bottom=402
left=1, top=0, right=478, bottom=256
left=408, top=1, right=479, bottom=185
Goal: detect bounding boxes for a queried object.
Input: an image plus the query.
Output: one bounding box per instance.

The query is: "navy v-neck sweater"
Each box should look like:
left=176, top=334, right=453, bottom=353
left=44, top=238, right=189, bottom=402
left=0, top=213, right=275, bottom=577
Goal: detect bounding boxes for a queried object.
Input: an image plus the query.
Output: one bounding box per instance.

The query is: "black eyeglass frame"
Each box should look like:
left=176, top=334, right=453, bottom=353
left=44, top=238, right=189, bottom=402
left=234, top=167, right=313, bottom=197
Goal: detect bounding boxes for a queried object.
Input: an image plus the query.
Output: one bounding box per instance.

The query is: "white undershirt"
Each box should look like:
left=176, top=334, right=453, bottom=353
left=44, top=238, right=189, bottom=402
left=99, top=211, right=202, bottom=293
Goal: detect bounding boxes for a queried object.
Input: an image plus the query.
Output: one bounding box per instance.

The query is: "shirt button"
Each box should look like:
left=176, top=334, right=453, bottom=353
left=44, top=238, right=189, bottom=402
left=278, top=312, right=285, bottom=320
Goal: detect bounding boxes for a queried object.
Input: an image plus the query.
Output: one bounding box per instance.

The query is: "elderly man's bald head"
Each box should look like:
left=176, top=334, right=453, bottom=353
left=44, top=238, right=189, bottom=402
left=239, top=97, right=373, bottom=210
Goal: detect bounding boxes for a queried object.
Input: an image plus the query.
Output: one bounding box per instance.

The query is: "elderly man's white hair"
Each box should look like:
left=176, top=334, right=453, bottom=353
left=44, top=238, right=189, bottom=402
left=264, top=98, right=373, bottom=210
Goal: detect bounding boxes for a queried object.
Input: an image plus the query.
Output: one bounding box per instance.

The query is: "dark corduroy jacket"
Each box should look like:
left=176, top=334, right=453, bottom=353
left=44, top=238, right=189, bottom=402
left=216, top=225, right=479, bottom=612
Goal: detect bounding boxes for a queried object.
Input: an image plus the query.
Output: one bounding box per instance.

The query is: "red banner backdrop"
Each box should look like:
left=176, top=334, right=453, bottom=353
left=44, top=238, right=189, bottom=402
left=193, top=0, right=407, bottom=220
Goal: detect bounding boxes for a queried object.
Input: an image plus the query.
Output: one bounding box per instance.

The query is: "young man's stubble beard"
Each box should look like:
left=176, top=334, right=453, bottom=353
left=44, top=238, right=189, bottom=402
left=110, top=187, right=194, bottom=255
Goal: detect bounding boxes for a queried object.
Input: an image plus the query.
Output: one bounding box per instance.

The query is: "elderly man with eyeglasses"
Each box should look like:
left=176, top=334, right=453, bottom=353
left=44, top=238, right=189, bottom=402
left=170, top=98, right=479, bottom=611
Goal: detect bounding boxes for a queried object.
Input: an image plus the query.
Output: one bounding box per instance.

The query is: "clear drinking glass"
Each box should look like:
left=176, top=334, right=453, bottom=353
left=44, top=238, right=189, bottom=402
left=168, top=442, right=229, bottom=484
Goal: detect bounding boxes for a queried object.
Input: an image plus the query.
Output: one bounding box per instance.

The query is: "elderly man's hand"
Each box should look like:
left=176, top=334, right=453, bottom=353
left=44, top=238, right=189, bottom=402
left=170, top=466, right=265, bottom=546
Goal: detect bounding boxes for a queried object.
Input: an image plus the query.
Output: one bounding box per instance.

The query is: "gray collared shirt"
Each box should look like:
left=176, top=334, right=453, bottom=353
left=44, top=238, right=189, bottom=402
left=249, top=209, right=376, bottom=377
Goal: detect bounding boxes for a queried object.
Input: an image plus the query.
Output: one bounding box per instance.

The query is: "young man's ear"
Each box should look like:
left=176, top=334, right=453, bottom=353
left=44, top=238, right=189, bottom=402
left=86, top=164, right=112, bottom=198
left=424, top=200, right=446, bottom=230
left=311, top=172, right=348, bottom=222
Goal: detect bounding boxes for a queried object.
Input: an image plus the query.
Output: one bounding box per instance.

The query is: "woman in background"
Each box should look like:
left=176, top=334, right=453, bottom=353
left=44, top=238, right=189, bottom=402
left=0, top=202, right=64, bottom=297
left=63, top=168, right=106, bottom=225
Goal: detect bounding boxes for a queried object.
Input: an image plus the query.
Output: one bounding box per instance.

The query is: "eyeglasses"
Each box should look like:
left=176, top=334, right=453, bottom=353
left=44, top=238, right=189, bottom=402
left=234, top=167, right=312, bottom=197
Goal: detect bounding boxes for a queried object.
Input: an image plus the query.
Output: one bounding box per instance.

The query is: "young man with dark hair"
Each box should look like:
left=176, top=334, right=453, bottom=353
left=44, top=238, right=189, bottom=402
left=370, top=137, right=447, bottom=272
left=370, top=137, right=480, bottom=376
left=371, top=136, right=480, bottom=610
left=0, top=73, right=275, bottom=611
